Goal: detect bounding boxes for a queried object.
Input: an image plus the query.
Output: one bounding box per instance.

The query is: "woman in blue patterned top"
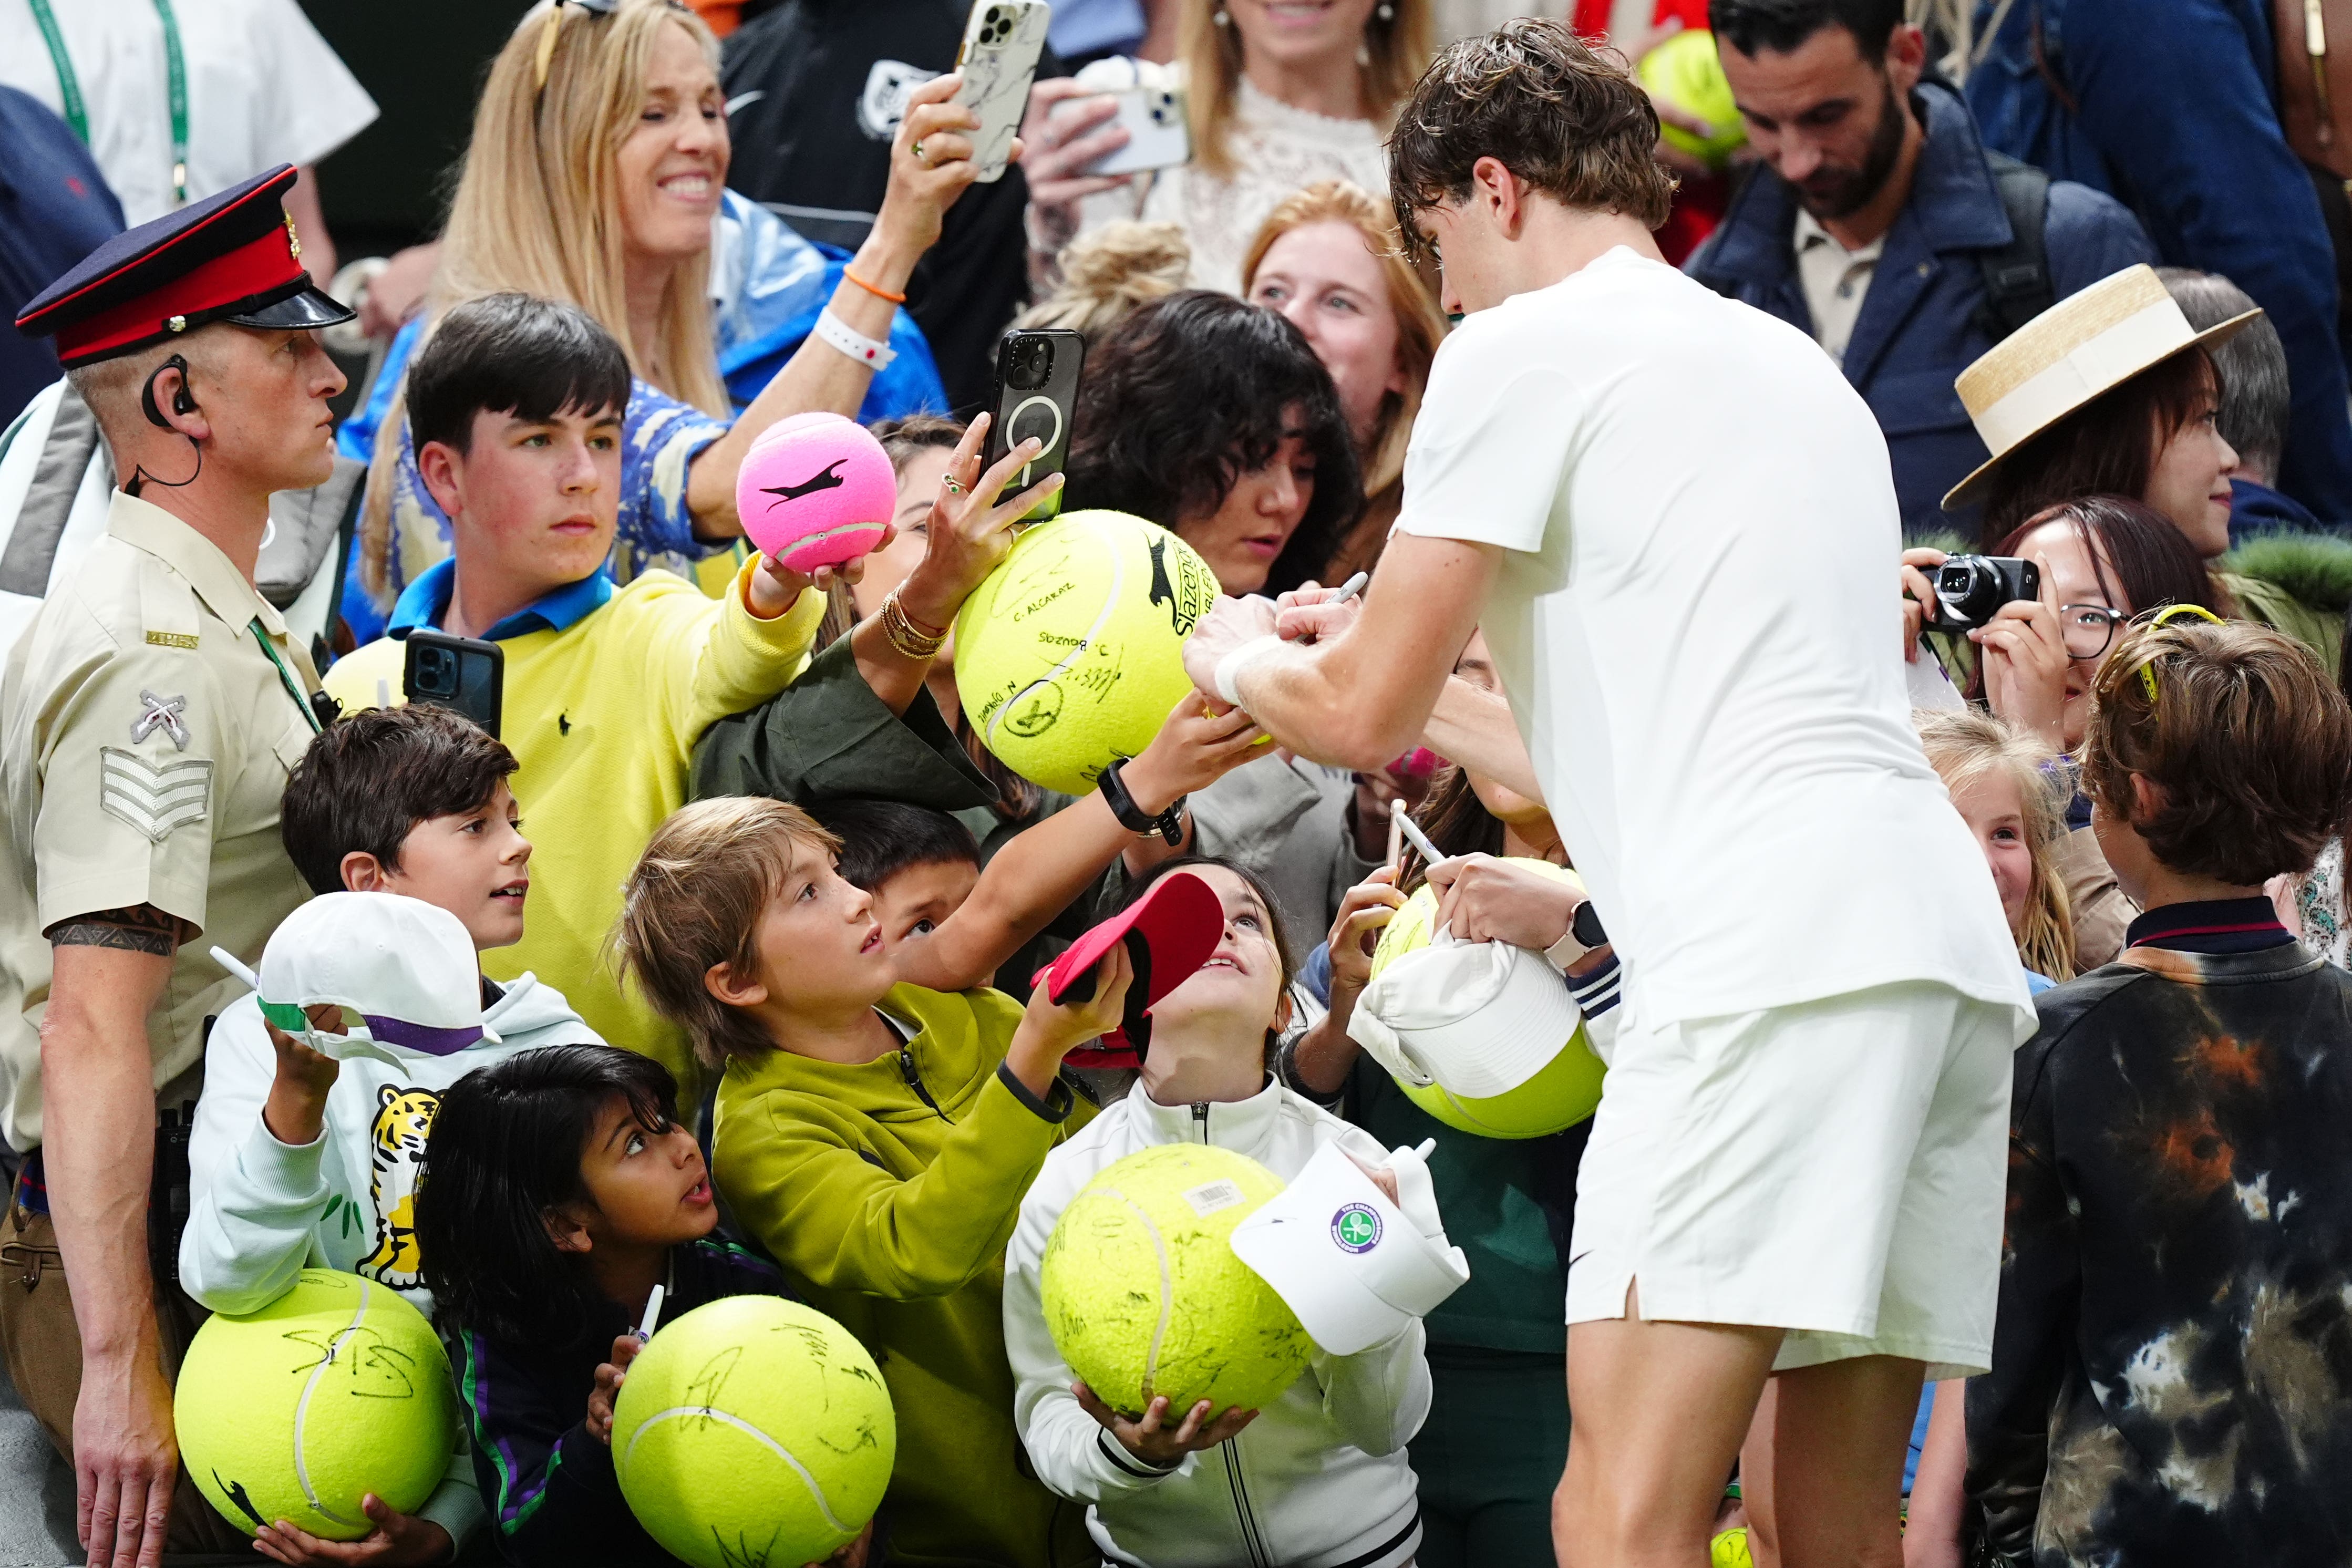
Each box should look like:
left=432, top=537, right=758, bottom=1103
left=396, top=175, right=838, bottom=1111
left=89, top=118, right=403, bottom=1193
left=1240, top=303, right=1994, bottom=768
left=338, top=0, right=975, bottom=642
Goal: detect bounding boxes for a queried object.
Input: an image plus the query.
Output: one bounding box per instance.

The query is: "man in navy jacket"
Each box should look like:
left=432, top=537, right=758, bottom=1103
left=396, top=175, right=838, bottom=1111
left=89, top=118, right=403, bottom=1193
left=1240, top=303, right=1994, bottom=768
left=1687, top=0, right=2151, bottom=538
left=1964, top=0, right=2352, bottom=524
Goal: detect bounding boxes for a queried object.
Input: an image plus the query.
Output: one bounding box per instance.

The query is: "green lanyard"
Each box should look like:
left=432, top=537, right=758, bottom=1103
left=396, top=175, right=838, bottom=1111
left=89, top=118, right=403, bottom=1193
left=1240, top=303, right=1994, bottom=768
left=250, top=620, right=325, bottom=737
left=28, top=0, right=190, bottom=208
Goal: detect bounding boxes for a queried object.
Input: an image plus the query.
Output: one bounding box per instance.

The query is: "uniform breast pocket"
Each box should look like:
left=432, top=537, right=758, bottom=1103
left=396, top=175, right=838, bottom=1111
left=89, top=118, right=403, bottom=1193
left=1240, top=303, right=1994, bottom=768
left=1866, top=369, right=1990, bottom=540
left=215, top=713, right=317, bottom=842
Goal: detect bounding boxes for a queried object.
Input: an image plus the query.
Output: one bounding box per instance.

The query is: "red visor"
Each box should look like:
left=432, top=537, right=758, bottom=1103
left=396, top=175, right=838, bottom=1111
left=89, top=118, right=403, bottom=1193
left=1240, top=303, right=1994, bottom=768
left=1035, top=870, right=1224, bottom=1068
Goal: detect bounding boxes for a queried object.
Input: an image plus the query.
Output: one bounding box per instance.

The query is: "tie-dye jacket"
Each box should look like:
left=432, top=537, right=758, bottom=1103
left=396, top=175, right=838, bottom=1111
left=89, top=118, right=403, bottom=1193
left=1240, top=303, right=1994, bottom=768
left=1968, top=940, right=2352, bottom=1565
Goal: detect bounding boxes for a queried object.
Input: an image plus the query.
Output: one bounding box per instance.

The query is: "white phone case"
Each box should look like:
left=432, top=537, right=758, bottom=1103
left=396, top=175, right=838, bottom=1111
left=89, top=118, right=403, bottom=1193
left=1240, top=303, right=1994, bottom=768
left=1083, top=85, right=1191, bottom=176
left=953, top=0, right=1051, bottom=184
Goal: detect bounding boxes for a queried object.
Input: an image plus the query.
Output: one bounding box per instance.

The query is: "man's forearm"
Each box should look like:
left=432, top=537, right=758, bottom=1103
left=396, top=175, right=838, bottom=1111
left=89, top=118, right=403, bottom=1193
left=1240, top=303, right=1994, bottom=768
left=1421, top=678, right=1543, bottom=803
left=40, top=950, right=173, bottom=1361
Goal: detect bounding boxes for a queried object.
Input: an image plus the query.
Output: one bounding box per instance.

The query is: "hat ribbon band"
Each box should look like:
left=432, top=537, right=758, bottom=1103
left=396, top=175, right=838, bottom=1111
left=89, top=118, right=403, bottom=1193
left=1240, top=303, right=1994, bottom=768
left=1974, top=299, right=2198, bottom=457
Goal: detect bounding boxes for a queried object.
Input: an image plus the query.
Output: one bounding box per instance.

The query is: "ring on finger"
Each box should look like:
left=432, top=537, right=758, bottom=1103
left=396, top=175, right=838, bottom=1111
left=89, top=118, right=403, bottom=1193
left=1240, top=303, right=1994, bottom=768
left=912, top=139, right=929, bottom=164
left=942, top=474, right=965, bottom=494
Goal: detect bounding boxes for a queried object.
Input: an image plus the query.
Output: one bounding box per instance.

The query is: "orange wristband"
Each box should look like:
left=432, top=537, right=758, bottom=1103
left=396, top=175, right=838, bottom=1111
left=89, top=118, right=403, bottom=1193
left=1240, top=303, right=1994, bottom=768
left=842, top=266, right=907, bottom=305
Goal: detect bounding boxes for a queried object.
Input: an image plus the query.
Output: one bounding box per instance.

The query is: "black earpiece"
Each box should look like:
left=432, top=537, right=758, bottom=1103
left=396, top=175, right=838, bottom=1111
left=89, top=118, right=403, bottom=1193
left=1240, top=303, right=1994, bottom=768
left=141, top=354, right=196, bottom=430
left=128, top=354, right=204, bottom=496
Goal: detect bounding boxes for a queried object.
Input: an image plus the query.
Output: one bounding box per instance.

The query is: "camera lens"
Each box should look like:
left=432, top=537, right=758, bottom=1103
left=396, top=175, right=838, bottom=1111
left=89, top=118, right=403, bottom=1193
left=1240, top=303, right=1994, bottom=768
left=1006, top=337, right=1053, bottom=389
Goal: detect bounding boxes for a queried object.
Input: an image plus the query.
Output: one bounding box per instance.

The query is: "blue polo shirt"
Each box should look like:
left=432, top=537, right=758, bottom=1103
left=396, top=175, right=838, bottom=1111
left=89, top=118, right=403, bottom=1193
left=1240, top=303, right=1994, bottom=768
left=0, top=85, right=124, bottom=426
left=388, top=558, right=615, bottom=641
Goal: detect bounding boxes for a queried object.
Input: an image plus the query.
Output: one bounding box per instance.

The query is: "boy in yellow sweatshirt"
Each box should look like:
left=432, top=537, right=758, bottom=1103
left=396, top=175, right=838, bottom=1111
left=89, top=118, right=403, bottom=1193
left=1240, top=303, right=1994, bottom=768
left=615, top=677, right=1263, bottom=1566
left=323, top=294, right=839, bottom=1091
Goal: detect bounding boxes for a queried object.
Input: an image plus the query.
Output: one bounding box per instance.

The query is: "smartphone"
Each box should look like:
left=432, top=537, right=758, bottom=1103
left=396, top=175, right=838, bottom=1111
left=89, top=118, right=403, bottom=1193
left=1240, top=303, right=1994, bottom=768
left=982, top=327, right=1085, bottom=522
left=403, top=630, right=504, bottom=739
left=1081, top=85, right=1191, bottom=176
left=953, top=0, right=1051, bottom=184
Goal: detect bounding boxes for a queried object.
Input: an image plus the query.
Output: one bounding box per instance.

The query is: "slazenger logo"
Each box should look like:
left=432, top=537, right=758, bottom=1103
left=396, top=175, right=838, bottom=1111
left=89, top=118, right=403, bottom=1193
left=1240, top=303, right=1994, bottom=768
left=1331, top=1202, right=1381, bottom=1254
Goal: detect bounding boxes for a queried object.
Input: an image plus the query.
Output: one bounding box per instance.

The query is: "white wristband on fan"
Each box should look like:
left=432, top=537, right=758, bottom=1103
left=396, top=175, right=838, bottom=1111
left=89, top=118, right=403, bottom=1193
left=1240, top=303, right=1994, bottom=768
left=1213, top=635, right=1286, bottom=708
left=813, top=309, right=896, bottom=371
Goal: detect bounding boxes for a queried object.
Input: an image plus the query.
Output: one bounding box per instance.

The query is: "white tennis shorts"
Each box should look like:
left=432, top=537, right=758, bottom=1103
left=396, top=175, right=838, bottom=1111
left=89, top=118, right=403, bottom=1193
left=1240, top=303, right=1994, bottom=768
left=1564, top=980, right=2026, bottom=1379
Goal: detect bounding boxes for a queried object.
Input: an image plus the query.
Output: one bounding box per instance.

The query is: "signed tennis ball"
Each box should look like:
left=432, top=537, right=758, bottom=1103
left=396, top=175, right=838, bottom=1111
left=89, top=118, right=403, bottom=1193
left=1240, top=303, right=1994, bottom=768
left=174, top=1270, right=456, bottom=1540
left=612, top=1295, right=894, bottom=1568
left=954, top=510, right=1223, bottom=795
left=735, top=411, right=897, bottom=573
left=1041, top=1145, right=1312, bottom=1420
left=1638, top=29, right=1747, bottom=166
left=1368, top=858, right=1607, bottom=1138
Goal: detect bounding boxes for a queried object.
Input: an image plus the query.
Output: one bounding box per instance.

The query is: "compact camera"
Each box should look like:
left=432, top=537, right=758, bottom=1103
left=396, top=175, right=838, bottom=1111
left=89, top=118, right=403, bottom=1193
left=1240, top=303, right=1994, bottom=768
left=1927, top=555, right=2040, bottom=633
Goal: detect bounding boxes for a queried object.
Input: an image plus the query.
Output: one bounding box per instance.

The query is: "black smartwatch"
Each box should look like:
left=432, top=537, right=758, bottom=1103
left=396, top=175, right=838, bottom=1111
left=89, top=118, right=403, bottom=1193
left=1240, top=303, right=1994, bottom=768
left=1098, top=759, right=1187, bottom=847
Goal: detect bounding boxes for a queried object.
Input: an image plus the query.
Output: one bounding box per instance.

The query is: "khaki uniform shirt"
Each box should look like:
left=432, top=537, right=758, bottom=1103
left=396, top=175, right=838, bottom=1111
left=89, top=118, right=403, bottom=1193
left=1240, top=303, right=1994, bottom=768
left=1794, top=209, right=1886, bottom=368
left=1, top=491, right=321, bottom=1150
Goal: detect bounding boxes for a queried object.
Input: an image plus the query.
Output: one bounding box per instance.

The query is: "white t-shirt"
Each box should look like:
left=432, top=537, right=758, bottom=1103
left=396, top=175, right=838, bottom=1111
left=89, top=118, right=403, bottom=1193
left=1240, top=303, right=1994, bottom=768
left=0, top=0, right=378, bottom=227
left=1394, top=247, right=2029, bottom=1027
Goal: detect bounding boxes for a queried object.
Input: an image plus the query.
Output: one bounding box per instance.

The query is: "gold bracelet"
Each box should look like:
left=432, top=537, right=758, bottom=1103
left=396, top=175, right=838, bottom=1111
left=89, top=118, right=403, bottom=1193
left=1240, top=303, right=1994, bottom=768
left=881, top=591, right=946, bottom=659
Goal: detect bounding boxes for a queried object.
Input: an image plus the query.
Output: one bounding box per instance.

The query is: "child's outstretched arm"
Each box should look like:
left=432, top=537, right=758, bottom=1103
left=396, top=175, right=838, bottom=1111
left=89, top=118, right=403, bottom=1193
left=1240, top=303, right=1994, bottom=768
left=726, top=955, right=1130, bottom=1300
left=181, top=1005, right=343, bottom=1316
left=892, top=698, right=1265, bottom=993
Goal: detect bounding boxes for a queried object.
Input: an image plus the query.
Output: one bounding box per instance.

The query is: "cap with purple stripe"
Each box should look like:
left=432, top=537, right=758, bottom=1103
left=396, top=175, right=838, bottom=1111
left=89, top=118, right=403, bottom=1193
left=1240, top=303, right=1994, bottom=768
left=239, top=891, right=496, bottom=1061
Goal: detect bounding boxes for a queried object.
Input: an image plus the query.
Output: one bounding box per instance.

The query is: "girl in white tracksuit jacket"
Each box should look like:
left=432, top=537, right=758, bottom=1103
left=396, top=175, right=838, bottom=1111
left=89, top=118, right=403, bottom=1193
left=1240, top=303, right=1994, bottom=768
left=1004, top=858, right=1432, bottom=1568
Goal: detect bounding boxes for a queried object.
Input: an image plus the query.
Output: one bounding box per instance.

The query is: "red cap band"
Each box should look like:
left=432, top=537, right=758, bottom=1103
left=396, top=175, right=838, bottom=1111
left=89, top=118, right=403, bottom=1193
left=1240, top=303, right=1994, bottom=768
left=56, top=221, right=305, bottom=366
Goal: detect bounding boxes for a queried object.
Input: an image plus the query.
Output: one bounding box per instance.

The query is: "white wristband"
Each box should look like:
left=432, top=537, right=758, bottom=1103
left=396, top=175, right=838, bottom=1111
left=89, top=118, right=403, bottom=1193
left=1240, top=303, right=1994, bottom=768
left=1213, top=635, right=1286, bottom=708
left=812, top=308, right=896, bottom=372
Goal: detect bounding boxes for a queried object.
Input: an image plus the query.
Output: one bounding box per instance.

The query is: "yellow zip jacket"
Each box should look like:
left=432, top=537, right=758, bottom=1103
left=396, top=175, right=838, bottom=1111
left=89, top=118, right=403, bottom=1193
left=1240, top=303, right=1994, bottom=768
left=323, top=560, right=822, bottom=1094
left=715, top=982, right=1096, bottom=1568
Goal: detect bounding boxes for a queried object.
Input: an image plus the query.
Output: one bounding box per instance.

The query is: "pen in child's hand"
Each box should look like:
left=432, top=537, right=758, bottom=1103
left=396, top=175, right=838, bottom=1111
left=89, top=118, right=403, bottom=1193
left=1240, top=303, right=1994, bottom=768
left=1394, top=809, right=1443, bottom=869
left=1332, top=570, right=1369, bottom=603
left=635, top=1282, right=666, bottom=1343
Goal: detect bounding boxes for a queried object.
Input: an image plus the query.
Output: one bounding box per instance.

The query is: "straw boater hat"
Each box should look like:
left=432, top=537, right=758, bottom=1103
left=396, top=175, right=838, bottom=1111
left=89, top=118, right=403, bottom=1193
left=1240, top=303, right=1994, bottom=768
left=1942, top=263, right=2263, bottom=511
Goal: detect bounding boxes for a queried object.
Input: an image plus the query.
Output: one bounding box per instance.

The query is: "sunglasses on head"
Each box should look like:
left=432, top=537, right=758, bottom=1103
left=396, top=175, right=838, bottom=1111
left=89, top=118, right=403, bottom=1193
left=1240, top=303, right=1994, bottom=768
left=533, top=0, right=694, bottom=94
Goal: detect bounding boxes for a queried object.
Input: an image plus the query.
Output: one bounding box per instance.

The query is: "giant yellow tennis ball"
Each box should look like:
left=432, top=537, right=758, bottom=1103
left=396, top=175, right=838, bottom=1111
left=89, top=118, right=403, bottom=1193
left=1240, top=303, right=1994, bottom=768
left=1368, top=858, right=1607, bottom=1138
left=1638, top=29, right=1747, bottom=166
left=174, top=1270, right=456, bottom=1539
left=1041, top=1144, right=1311, bottom=1419
left=955, top=510, right=1223, bottom=795
left=612, top=1295, right=893, bottom=1568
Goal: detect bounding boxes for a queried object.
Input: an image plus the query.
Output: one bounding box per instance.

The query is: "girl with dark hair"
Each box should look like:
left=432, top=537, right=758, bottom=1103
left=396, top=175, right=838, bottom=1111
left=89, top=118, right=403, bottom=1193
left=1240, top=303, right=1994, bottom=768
left=1905, top=493, right=2232, bottom=966
left=1003, top=854, right=1433, bottom=1568
left=1949, top=264, right=2256, bottom=558
left=1065, top=288, right=1361, bottom=596
left=414, top=1045, right=826, bottom=1567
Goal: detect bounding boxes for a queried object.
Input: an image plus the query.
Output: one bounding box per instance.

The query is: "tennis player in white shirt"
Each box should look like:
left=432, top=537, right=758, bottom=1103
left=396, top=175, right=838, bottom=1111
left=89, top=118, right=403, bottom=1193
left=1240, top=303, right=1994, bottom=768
left=1182, top=19, right=2035, bottom=1567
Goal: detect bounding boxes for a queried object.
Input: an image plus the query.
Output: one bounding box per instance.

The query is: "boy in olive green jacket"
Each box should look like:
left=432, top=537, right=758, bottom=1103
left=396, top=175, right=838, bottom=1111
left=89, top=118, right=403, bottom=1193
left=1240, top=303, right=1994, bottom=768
left=616, top=693, right=1258, bottom=1566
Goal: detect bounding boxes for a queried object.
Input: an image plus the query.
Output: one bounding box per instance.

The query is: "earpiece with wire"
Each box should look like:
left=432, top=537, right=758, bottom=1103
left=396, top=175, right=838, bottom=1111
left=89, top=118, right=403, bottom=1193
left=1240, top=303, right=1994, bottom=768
left=128, top=353, right=203, bottom=497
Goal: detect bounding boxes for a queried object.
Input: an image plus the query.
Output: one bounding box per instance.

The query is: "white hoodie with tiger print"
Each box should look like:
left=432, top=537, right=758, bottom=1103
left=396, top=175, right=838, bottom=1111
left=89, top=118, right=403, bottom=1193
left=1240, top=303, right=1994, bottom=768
left=179, top=970, right=602, bottom=1549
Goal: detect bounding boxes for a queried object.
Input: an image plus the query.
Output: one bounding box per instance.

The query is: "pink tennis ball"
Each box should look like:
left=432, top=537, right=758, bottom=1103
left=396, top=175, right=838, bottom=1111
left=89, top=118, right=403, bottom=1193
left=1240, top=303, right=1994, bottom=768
left=735, top=412, right=897, bottom=572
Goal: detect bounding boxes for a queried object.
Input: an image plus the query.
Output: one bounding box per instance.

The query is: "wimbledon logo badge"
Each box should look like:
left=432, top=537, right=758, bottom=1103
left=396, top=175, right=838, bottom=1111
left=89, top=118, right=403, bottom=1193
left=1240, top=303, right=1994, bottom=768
left=1330, top=1202, right=1382, bottom=1254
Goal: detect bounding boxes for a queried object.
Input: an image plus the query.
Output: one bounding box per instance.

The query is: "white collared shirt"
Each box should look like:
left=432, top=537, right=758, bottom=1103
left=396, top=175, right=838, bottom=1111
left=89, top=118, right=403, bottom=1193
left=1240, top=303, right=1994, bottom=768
left=1793, top=208, right=1887, bottom=367
left=0, top=0, right=376, bottom=226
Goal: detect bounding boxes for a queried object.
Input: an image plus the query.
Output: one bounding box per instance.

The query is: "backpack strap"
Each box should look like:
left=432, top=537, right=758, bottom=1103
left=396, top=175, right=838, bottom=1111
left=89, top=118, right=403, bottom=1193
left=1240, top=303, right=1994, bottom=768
left=1975, top=151, right=2055, bottom=340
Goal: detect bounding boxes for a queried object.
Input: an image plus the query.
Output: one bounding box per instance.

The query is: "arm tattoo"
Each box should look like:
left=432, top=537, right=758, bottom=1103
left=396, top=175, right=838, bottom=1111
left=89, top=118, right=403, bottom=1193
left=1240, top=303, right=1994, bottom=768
left=48, top=904, right=188, bottom=957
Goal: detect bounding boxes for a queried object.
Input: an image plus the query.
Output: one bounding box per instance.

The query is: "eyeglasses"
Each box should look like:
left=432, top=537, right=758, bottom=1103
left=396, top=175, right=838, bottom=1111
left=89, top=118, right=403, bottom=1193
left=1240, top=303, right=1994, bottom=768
left=2059, top=603, right=2121, bottom=662
left=532, top=0, right=692, bottom=94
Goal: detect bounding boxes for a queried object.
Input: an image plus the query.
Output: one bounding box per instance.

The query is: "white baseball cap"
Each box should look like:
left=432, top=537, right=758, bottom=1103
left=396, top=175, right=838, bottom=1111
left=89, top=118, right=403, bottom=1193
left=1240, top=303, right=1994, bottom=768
left=1348, top=933, right=1582, bottom=1101
left=212, top=892, right=494, bottom=1066
left=1229, top=1139, right=1470, bottom=1355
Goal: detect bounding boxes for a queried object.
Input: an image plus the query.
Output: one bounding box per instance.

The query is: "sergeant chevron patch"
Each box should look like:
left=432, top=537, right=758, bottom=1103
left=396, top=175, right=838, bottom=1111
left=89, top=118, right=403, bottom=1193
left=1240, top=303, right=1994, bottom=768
left=99, top=746, right=212, bottom=842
